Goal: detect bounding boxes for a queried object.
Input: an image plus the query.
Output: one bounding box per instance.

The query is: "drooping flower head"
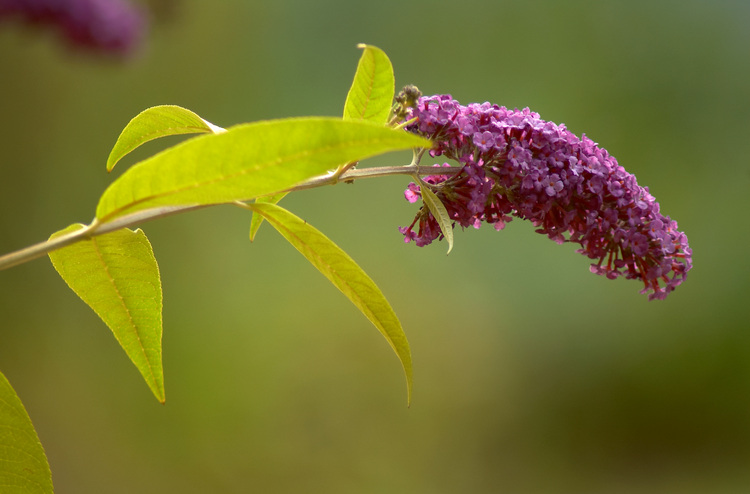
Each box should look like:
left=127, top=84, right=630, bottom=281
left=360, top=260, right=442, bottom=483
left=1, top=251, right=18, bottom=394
left=399, top=93, right=692, bottom=300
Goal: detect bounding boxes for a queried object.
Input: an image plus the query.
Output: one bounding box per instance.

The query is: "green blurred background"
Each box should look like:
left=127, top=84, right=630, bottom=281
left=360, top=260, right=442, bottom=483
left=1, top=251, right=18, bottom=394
left=1, top=1, right=749, bottom=492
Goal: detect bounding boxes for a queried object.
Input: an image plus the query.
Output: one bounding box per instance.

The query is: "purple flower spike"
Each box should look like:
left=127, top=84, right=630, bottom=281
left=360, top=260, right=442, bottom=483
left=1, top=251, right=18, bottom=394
left=399, top=94, right=692, bottom=300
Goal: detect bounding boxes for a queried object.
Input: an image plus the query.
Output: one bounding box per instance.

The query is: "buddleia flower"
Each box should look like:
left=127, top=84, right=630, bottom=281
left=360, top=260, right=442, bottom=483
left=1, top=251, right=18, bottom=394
left=399, top=94, right=692, bottom=300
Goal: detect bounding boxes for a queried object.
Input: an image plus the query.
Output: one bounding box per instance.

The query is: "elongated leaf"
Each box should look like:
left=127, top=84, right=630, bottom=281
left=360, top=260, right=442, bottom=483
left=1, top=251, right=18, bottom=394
left=420, top=181, right=454, bottom=254
left=249, top=192, right=288, bottom=242
left=107, top=105, right=224, bottom=172
left=48, top=224, right=165, bottom=403
left=343, top=44, right=395, bottom=124
left=0, top=371, right=53, bottom=494
left=96, top=117, right=430, bottom=223
left=249, top=202, right=413, bottom=404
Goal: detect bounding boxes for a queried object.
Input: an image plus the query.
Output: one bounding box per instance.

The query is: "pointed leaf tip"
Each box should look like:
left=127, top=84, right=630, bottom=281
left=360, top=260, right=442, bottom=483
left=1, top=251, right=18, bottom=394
left=0, top=371, right=54, bottom=493
left=107, top=105, right=223, bottom=172
left=419, top=181, right=454, bottom=255
left=49, top=224, right=165, bottom=403
left=249, top=202, right=413, bottom=405
left=344, top=44, right=395, bottom=124
left=249, top=192, right=288, bottom=241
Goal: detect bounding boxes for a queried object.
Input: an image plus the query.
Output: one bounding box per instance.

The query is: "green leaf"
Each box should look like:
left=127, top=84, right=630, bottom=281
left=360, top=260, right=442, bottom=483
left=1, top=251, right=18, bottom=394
left=249, top=202, right=413, bottom=405
left=249, top=192, right=288, bottom=242
left=419, top=181, right=455, bottom=254
left=107, top=105, right=224, bottom=172
left=0, top=371, right=54, bottom=494
left=96, top=117, right=430, bottom=223
left=343, top=44, right=395, bottom=124
left=48, top=224, right=165, bottom=403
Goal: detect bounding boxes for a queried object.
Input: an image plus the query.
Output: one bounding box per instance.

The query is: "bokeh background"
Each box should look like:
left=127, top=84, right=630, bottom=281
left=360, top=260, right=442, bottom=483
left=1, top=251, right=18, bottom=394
left=1, top=1, right=749, bottom=492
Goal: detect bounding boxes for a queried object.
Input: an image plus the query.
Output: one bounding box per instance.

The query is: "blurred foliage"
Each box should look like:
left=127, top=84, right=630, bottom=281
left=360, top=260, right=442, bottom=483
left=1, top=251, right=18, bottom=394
left=1, top=0, right=748, bottom=492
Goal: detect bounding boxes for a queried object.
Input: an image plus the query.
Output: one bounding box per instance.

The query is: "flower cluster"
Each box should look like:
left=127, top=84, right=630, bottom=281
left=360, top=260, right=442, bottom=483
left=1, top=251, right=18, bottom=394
left=0, top=0, right=145, bottom=57
left=399, top=94, right=692, bottom=300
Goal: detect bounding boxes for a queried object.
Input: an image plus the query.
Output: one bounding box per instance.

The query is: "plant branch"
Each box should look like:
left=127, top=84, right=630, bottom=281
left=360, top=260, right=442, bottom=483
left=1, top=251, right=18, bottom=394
left=281, top=164, right=461, bottom=193
left=0, top=163, right=463, bottom=271
left=0, top=222, right=98, bottom=271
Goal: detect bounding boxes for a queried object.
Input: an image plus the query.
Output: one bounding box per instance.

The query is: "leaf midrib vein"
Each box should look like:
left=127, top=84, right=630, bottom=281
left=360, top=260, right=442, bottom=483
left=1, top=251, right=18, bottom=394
left=100, top=135, right=401, bottom=222
left=90, top=236, right=159, bottom=388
